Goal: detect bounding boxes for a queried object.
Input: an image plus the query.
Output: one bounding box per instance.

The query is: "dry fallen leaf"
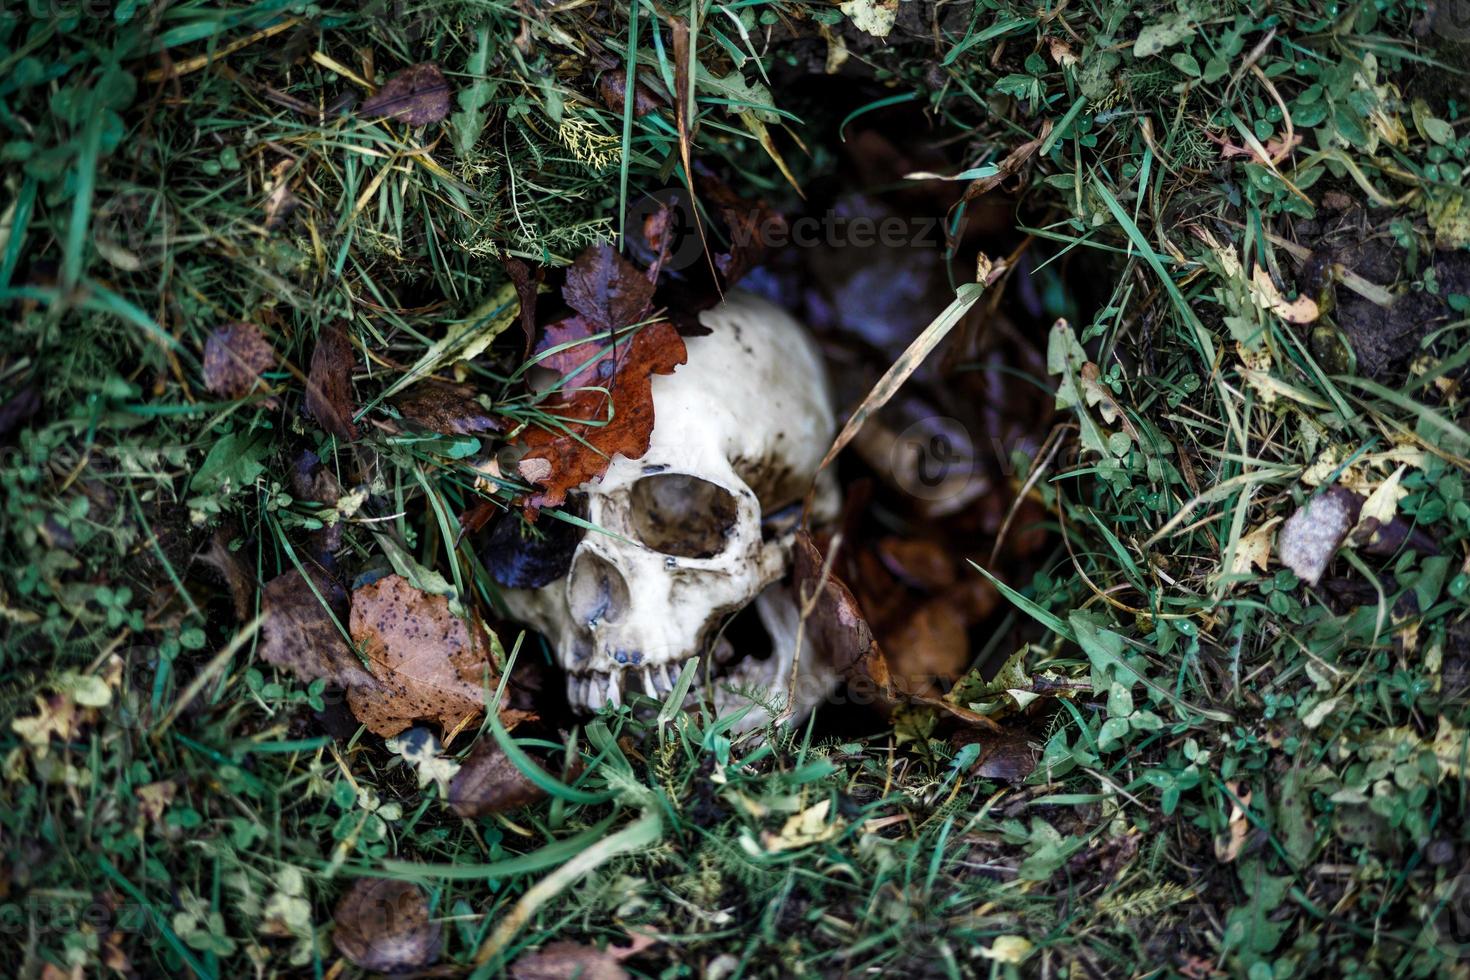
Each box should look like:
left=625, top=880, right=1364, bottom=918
left=1231, top=517, right=1281, bottom=576
left=347, top=574, right=497, bottom=738
left=333, top=878, right=442, bottom=974
left=392, top=380, right=500, bottom=436
left=448, top=739, right=550, bottom=818
left=511, top=936, right=655, bottom=980
left=203, top=321, right=276, bottom=401
left=1251, top=266, right=1320, bottom=324
left=516, top=244, right=687, bottom=514
left=1214, top=785, right=1253, bottom=862
left=194, top=531, right=254, bottom=622
left=561, top=244, right=656, bottom=332
left=881, top=598, right=970, bottom=698
left=596, top=68, right=663, bottom=118
left=792, top=532, right=997, bottom=729
left=305, top=322, right=360, bottom=441
left=359, top=62, right=451, bottom=125
left=259, top=565, right=374, bottom=691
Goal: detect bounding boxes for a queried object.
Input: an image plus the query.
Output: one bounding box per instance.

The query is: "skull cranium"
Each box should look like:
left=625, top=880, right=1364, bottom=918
left=499, top=290, right=842, bottom=725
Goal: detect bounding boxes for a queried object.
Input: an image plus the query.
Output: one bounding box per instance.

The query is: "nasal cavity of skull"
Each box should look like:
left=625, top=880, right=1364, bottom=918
left=568, top=551, right=630, bottom=632
left=628, top=474, right=739, bottom=559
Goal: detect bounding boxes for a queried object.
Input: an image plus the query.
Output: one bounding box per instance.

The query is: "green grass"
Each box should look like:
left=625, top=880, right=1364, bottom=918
left=2, top=0, right=1470, bottom=977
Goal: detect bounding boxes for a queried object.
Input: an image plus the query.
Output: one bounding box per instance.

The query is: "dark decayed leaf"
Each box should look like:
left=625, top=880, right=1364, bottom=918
left=0, top=384, right=40, bottom=438
left=448, top=739, right=549, bottom=817
left=392, top=380, right=500, bottom=435
left=193, top=531, right=253, bottom=622
left=259, top=565, right=374, bottom=691
left=699, top=173, right=786, bottom=286
left=203, top=321, right=276, bottom=401
left=596, top=68, right=662, bottom=118
left=305, top=322, right=360, bottom=441
left=358, top=62, right=451, bottom=125
left=792, top=531, right=997, bottom=729
left=561, top=244, right=656, bottom=331
left=953, top=729, right=1040, bottom=783
left=482, top=500, right=586, bottom=588
left=333, top=878, right=442, bottom=974
left=347, top=574, right=497, bottom=738
left=502, top=255, right=542, bottom=355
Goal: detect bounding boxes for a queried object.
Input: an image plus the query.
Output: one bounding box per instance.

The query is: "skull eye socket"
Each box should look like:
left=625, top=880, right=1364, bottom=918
left=628, top=474, right=740, bottom=559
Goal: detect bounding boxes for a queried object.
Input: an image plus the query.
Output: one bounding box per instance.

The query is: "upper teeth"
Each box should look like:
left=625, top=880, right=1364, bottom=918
left=567, top=658, right=692, bottom=712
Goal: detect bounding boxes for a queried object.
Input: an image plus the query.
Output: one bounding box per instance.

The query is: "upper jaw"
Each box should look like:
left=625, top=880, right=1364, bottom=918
left=565, top=657, right=691, bottom=711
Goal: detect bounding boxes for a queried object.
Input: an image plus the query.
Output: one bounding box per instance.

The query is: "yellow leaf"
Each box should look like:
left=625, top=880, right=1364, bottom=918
left=840, top=0, right=898, bottom=37
left=762, top=799, right=842, bottom=852
left=1232, top=517, right=1281, bottom=575
left=982, top=936, right=1033, bottom=963
left=1359, top=464, right=1407, bottom=527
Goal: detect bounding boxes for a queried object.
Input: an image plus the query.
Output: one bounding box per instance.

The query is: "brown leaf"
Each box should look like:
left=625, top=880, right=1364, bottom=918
left=699, top=173, right=785, bottom=286
left=961, top=120, right=1053, bottom=203
left=347, top=574, right=497, bottom=738
left=502, top=256, right=542, bottom=356
left=359, top=62, right=450, bottom=125
left=511, top=938, right=653, bottom=980
left=194, top=531, right=253, bottom=622
left=259, top=566, right=374, bottom=691
left=518, top=318, right=686, bottom=513
left=392, top=380, right=500, bottom=435
left=305, top=322, right=360, bottom=441
left=793, top=532, right=996, bottom=729
left=562, top=244, right=657, bottom=331
left=954, top=730, right=1039, bottom=783
left=290, top=449, right=343, bottom=506
left=596, top=68, right=663, bottom=118
left=881, top=598, right=971, bottom=698
left=333, top=878, right=442, bottom=974
left=448, top=739, right=550, bottom=817
left=203, top=321, right=276, bottom=401
left=875, top=536, right=955, bottom=591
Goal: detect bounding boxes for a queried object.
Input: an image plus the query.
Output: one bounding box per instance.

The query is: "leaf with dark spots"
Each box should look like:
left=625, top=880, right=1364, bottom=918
left=793, top=531, right=997, bottom=729
left=561, top=244, right=656, bottom=331
left=203, top=321, right=276, bottom=402
left=347, top=574, right=498, bottom=739
left=259, top=565, right=374, bottom=691
left=332, top=878, right=442, bottom=974
left=358, top=62, right=451, bottom=125
left=305, top=322, right=360, bottom=441
left=391, top=380, right=500, bottom=435
left=482, top=499, right=587, bottom=588
left=448, top=739, right=550, bottom=817
left=517, top=318, right=686, bottom=514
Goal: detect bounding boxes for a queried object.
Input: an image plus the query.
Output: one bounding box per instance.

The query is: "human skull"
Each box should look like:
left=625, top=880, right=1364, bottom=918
left=502, top=290, right=842, bottom=726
